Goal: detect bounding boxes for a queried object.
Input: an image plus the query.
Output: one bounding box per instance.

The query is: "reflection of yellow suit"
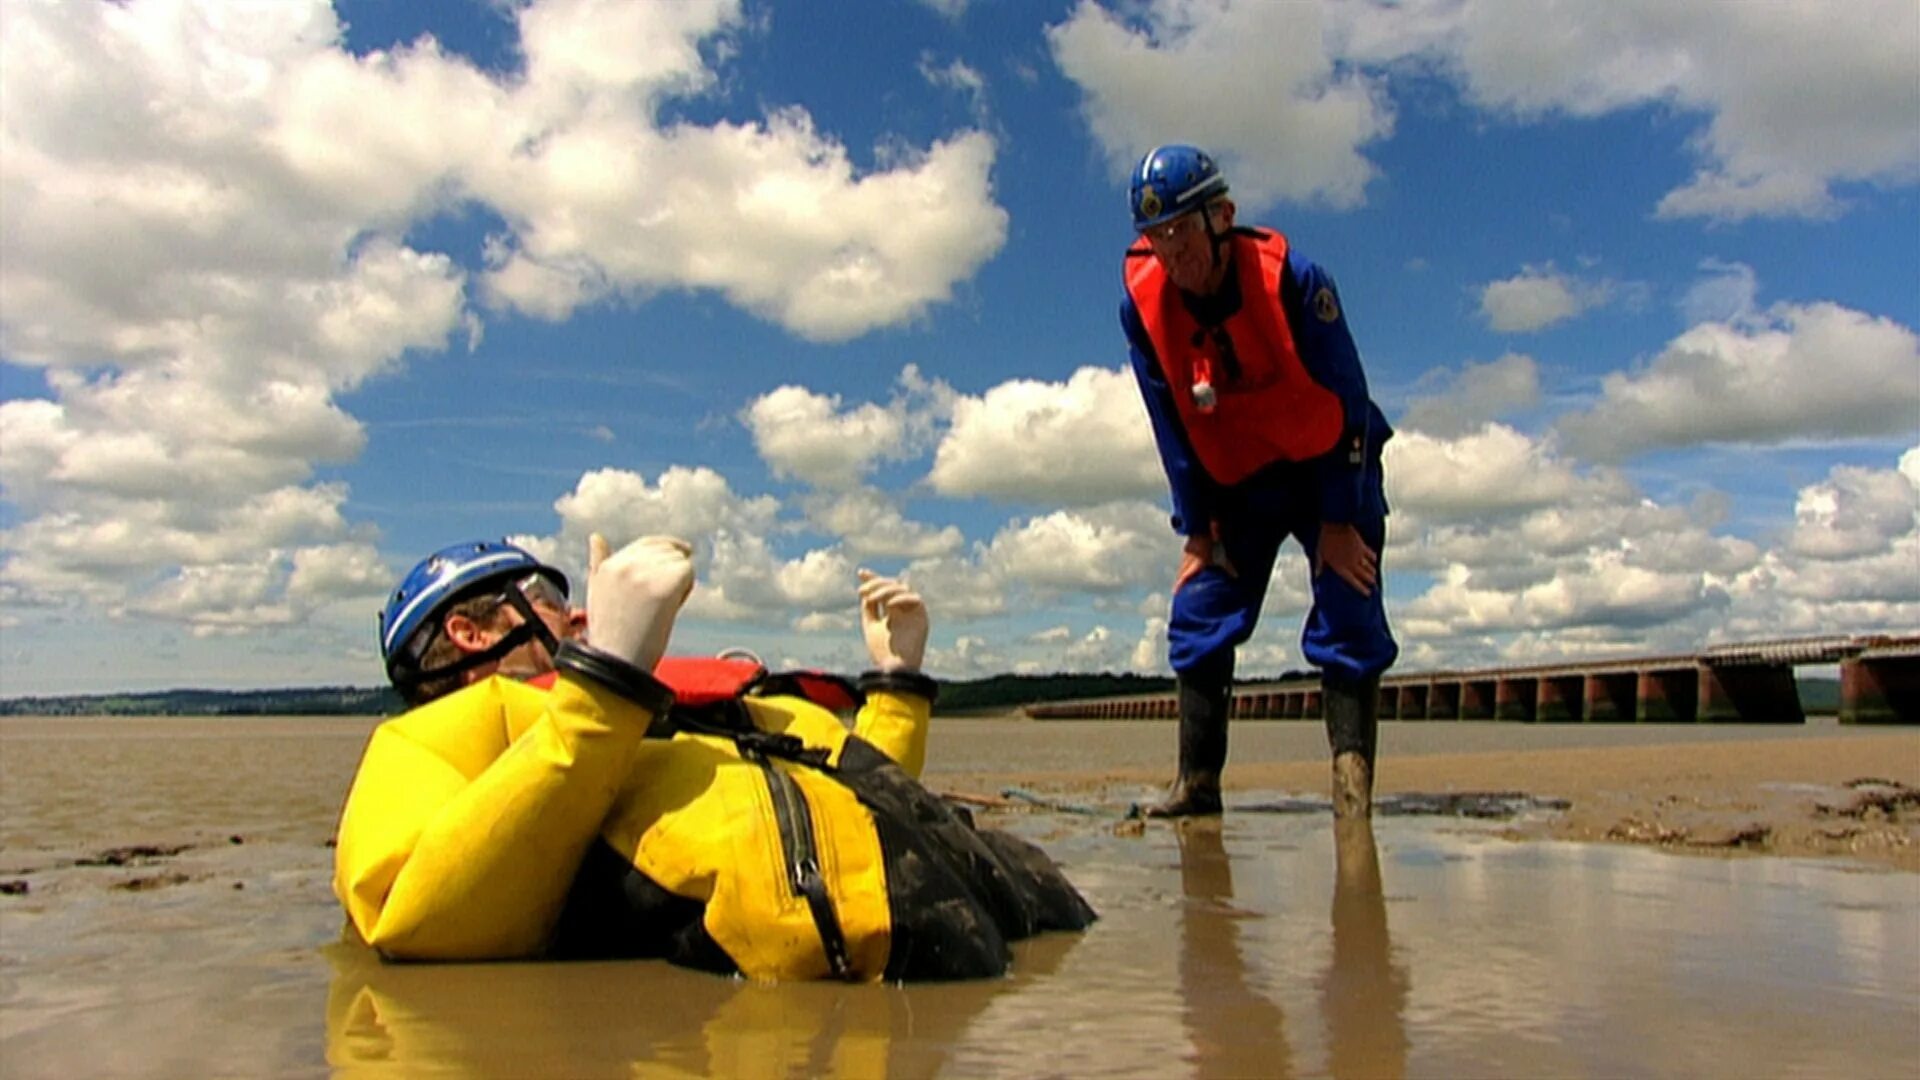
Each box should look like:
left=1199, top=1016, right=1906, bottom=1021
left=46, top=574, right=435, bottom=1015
left=334, top=671, right=1093, bottom=982
left=324, top=933, right=1086, bottom=1078
left=334, top=672, right=928, bottom=979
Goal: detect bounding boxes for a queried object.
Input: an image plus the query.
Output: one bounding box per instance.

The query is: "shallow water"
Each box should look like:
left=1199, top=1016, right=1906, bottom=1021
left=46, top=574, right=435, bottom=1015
left=1, top=717, right=1915, bottom=1078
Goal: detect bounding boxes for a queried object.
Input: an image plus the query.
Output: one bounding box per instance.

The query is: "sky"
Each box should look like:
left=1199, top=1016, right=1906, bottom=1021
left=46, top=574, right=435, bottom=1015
left=1, top=0, right=1916, bottom=696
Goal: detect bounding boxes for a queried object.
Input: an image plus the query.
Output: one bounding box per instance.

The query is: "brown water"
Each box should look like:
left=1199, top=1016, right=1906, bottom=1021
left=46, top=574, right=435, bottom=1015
left=1, top=717, right=1915, bottom=1078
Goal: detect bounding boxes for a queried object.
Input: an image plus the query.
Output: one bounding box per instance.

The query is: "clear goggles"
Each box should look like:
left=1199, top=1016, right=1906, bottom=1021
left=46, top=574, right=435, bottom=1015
left=506, top=572, right=568, bottom=612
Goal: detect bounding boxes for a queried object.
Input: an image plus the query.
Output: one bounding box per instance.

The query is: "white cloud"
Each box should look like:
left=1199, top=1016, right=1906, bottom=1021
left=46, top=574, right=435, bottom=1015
left=684, top=530, right=854, bottom=624
left=741, top=385, right=913, bottom=491
left=920, top=54, right=991, bottom=126
left=801, top=489, right=964, bottom=560
left=1479, top=266, right=1611, bottom=333
left=1053, top=0, right=1920, bottom=221
left=927, top=366, right=1161, bottom=504
left=1398, top=353, right=1540, bottom=437
left=1385, top=423, right=1626, bottom=521
left=1557, top=302, right=1920, bottom=460
left=980, top=501, right=1167, bottom=593
left=1680, top=259, right=1759, bottom=325
left=1787, top=464, right=1919, bottom=561
left=0, top=0, right=1007, bottom=643
left=550, top=466, right=781, bottom=562
left=1340, top=0, right=1920, bottom=221
left=1048, top=0, right=1392, bottom=210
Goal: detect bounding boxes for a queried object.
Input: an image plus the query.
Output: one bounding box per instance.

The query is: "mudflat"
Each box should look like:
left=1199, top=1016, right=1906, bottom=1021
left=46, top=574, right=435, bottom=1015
left=1, top=715, right=1915, bottom=1078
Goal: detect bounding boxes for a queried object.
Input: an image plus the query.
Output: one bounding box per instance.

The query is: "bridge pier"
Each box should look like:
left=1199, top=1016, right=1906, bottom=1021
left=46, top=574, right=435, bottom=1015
left=1536, top=675, right=1585, bottom=722
left=1636, top=667, right=1699, bottom=722
left=1460, top=679, right=1497, bottom=720
left=1493, top=678, right=1536, bottom=722
left=1395, top=683, right=1429, bottom=721
left=1697, top=663, right=1803, bottom=723
left=1840, top=649, right=1920, bottom=724
left=1584, top=672, right=1639, bottom=722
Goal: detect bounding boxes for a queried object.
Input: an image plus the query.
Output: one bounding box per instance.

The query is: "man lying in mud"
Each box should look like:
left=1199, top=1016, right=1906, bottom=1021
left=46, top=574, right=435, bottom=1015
left=334, top=535, right=1094, bottom=980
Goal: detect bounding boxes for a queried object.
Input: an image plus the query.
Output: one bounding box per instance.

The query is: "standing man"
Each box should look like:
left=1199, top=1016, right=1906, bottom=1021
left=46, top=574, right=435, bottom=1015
left=1121, top=145, right=1397, bottom=819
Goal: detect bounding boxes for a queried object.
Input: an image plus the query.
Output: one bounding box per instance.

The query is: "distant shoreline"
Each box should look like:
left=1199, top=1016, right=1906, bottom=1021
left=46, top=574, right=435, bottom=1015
left=0, top=671, right=1188, bottom=717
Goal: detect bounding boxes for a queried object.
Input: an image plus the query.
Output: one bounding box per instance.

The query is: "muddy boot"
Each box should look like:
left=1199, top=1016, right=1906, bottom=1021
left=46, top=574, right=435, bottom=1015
left=1142, top=665, right=1231, bottom=818
left=1324, top=676, right=1380, bottom=819
left=1144, top=771, right=1223, bottom=818
left=1331, top=752, right=1373, bottom=819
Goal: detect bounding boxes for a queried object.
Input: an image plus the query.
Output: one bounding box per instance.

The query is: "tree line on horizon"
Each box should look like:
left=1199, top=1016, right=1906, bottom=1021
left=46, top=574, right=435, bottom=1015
left=0, top=672, right=1184, bottom=718
left=0, top=673, right=1848, bottom=718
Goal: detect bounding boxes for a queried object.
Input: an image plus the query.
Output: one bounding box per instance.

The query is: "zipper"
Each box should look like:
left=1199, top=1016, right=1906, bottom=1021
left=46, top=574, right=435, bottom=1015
left=761, top=761, right=853, bottom=979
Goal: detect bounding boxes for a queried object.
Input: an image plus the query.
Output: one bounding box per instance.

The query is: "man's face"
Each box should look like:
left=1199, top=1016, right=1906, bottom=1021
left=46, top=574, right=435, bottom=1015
left=470, top=574, right=582, bottom=681
left=1144, top=201, right=1233, bottom=295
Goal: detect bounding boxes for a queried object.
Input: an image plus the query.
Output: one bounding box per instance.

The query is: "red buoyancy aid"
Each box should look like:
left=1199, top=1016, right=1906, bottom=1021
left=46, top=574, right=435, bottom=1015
left=527, top=656, right=861, bottom=712
left=1125, top=228, right=1344, bottom=485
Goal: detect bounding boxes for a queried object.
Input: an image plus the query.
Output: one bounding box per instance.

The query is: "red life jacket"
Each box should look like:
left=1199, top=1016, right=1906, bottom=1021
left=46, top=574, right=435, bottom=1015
left=527, top=656, right=860, bottom=712
left=1124, top=228, right=1344, bottom=484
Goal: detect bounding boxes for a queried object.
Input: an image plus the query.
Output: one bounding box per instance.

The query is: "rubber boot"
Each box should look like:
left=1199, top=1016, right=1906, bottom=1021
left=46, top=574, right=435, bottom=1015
left=1143, top=669, right=1231, bottom=818
left=1324, top=675, right=1380, bottom=819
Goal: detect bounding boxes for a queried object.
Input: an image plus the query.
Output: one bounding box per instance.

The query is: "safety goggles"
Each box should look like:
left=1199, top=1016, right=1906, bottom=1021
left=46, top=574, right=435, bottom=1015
left=506, top=572, right=568, bottom=613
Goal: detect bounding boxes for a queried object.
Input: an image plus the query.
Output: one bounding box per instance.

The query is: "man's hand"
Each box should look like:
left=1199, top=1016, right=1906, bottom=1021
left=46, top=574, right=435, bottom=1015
left=585, top=534, right=695, bottom=670
left=1314, top=522, right=1378, bottom=596
left=858, top=569, right=929, bottom=672
left=1174, top=534, right=1236, bottom=592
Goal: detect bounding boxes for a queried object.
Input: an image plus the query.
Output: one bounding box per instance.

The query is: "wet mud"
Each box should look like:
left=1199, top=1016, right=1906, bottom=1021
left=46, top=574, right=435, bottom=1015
left=1, top=716, right=1916, bottom=1078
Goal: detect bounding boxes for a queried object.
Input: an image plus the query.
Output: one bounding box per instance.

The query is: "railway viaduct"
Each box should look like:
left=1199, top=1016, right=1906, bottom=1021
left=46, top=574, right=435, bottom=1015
left=1021, top=634, right=1920, bottom=725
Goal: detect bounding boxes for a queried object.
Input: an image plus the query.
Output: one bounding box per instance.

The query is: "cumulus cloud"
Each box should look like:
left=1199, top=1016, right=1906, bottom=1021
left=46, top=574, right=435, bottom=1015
left=1067, top=0, right=1920, bottom=222
left=980, top=501, right=1168, bottom=593
left=1048, top=0, right=1393, bottom=210
left=1557, top=302, right=1920, bottom=460
left=1787, top=463, right=1919, bottom=561
left=548, top=466, right=781, bottom=566
left=0, top=0, right=1005, bottom=646
left=740, top=385, right=915, bottom=491
left=1385, top=423, right=1628, bottom=521
left=927, top=366, right=1161, bottom=504
left=1479, top=265, right=1612, bottom=332
left=1387, top=433, right=1917, bottom=666
left=1345, top=0, right=1920, bottom=221
left=1398, top=353, right=1540, bottom=437
left=800, top=489, right=964, bottom=560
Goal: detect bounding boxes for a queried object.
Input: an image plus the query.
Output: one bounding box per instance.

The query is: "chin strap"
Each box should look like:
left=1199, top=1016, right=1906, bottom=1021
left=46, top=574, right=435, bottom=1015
left=391, top=584, right=563, bottom=702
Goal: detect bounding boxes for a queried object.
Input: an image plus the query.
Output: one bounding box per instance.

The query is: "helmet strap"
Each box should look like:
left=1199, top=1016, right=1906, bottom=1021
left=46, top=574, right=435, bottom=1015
left=1201, top=204, right=1227, bottom=275
left=391, top=584, right=563, bottom=700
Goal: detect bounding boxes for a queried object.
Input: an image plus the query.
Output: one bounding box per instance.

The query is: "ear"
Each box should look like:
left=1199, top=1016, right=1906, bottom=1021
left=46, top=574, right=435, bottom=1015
left=443, top=611, right=499, bottom=655
left=1217, top=199, right=1236, bottom=229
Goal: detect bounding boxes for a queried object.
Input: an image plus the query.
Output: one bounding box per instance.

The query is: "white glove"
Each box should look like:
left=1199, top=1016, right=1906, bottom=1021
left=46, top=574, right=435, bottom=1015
left=584, top=534, right=695, bottom=670
left=858, top=569, right=928, bottom=673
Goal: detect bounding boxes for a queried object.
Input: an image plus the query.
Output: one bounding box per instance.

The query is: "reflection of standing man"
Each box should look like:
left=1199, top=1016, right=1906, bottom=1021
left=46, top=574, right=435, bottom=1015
left=1121, top=144, right=1398, bottom=818
left=1320, top=818, right=1410, bottom=1078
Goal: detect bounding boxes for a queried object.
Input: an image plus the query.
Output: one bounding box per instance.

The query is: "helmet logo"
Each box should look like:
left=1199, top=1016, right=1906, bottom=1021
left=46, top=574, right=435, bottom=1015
left=1138, top=187, right=1163, bottom=220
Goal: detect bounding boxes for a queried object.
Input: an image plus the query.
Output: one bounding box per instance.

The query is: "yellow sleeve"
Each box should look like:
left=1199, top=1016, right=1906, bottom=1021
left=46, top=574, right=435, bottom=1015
left=332, top=674, right=655, bottom=960
left=849, top=689, right=932, bottom=778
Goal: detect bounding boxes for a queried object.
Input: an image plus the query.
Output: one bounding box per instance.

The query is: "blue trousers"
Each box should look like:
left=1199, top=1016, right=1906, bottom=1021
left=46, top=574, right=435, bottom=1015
left=1168, top=460, right=1397, bottom=684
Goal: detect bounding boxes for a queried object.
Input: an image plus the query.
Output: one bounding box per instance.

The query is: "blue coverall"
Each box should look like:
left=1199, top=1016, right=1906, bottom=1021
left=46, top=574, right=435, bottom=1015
left=1123, top=246, right=1399, bottom=686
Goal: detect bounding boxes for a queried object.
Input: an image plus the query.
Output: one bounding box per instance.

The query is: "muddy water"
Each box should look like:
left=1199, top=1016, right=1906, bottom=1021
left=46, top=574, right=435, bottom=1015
left=1, top=717, right=1915, bottom=1078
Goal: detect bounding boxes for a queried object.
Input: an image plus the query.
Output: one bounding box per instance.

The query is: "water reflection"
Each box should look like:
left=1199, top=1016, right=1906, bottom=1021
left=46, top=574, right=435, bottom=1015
left=324, top=931, right=1083, bottom=1078
left=1172, top=820, right=1293, bottom=1078
left=1319, top=817, right=1410, bottom=1079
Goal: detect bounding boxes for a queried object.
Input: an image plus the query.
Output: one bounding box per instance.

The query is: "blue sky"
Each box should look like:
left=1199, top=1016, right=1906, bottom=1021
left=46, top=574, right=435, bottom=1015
left=1, top=0, right=1916, bottom=695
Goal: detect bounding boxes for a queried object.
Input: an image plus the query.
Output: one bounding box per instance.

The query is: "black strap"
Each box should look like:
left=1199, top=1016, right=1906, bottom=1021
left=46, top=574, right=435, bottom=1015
left=553, top=642, right=677, bottom=718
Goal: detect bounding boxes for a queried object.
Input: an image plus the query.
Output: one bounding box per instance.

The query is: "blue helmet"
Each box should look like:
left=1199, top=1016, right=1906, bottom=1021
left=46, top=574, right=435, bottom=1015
left=379, top=539, right=569, bottom=694
left=1130, top=144, right=1229, bottom=231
